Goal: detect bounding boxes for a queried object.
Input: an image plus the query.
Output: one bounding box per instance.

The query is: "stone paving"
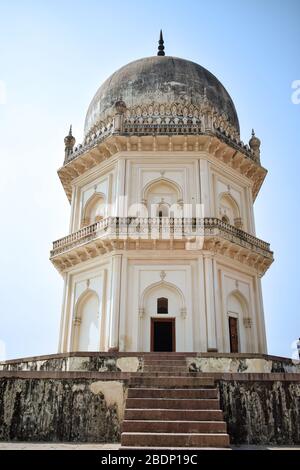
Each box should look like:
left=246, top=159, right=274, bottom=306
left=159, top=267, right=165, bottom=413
left=0, top=442, right=300, bottom=450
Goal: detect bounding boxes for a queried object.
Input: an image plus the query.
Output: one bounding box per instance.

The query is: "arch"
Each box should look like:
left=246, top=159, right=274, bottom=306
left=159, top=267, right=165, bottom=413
left=157, top=203, right=170, bottom=217
left=82, top=192, right=106, bottom=227
left=140, top=280, right=185, bottom=310
left=143, top=177, right=183, bottom=201
left=73, top=289, right=100, bottom=351
left=218, top=192, right=241, bottom=227
left=226, top=290, right=249, bottom=353
left=143, top=178, right=183, bottom=218
left=227, top=289, right=248, bottom=316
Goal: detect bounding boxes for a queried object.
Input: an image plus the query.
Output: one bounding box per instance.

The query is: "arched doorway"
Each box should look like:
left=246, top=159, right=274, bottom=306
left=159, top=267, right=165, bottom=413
left=227, top=291, right=248, bottom=353
left=140, top=281, right=186, bottom=352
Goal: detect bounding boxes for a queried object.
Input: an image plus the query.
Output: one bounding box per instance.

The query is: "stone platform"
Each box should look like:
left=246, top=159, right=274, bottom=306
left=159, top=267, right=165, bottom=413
left=0, top=353, right=299, bottom=447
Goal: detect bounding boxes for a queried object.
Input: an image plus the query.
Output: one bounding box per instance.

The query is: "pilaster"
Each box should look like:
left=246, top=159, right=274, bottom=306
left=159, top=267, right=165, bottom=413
left=108, top=253, right=122, bottom=350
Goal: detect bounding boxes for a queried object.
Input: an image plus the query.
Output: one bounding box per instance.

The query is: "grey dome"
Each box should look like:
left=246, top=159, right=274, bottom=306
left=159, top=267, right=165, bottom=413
left=84, top=56, right=239, bottom=137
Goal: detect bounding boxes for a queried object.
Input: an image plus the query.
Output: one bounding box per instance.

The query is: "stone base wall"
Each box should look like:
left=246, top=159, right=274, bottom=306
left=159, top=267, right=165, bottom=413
left=0, top=353, right=300, bottom=444
left=219, top=380, right=300, bottom=445
left=0, top=377, right=123, bottom=442
left=1, top=353, right=300, bottom=374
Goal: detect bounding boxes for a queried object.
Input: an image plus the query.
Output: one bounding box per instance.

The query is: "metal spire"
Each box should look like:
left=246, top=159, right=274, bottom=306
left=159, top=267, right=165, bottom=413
left=157, top=30, right=165, bottom=56
left=68, top=124, right=73, bottom=136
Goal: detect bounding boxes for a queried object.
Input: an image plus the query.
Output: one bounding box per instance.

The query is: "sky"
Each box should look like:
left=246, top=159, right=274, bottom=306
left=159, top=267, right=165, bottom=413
left=0, top=0, right=299, bottom=360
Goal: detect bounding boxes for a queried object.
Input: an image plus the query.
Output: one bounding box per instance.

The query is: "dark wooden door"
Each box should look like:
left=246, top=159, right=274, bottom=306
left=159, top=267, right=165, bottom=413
left=151, top=318, right=175, bottom=352
left=229, top=317, right=239, bottom=353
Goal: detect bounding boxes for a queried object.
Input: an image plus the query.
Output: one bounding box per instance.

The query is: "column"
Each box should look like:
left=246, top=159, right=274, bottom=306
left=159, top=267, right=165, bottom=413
left=199, top=159, right=211, bottom=217
left=58, top=273, right=68, bottom=353
left=197, top=256, right=207, bottom=351
left=204, top=254, right=218, bottom=351
left=118, top=257, right=128, bottom=351
left=115, top=159, right=126, bottom=217
left=254, top=276, right=268, bottom=353
left=108, top=254, right=122, bottom=350
left=212, top=258, right=223, bottom=351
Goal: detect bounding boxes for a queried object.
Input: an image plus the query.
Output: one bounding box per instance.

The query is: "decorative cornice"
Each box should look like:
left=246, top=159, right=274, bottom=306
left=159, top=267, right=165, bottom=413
left=58, top=133, right=266, bottom=203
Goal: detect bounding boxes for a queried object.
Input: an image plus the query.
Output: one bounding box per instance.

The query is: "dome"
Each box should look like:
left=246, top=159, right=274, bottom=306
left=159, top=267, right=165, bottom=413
left=84, top=56, right=240, bottom=138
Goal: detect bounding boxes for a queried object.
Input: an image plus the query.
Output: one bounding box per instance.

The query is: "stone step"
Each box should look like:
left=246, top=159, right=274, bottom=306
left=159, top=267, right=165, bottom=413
left=143, top=360, right=187, bottom=365
left=129, top=377, right=215, bottom=388
left=143, top=356, right=188, bottom=362
left=124, top=408, right=224, bottom=421
left=121, top=446, right=230, bottom=450
left=122, top=420, right=227, bottom=434
left=143, top=366, right=188, bottom=372
left=127, top=388, right=218, bottom=399
left=121, top=432, right=230, bottom=448
left=126, top=398, right=220, bottom=410
left=131, top=372, right=208, bottom=377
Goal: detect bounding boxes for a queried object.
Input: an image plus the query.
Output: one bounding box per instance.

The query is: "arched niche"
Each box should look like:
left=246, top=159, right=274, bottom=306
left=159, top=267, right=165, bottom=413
left=142, top=178, right=183, bottom=218
left=226, top=290, right=250, bottom=353
left=140, top=280, right=185, bottom=312
left=72, top=289, right=100, bottom=351
left=81, top=192, right=106, bottom=227
left=219, top=192, right=242, bottom=228
left=138, top=280, right=187, bottom=352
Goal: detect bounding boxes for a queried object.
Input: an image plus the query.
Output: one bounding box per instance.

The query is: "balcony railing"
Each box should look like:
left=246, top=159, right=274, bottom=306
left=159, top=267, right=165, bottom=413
left=51, top=217, right=272, bottom=258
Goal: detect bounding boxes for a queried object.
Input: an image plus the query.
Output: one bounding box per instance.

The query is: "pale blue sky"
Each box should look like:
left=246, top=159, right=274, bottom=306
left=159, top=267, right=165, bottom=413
left=0, top=0, right=299, bottom=359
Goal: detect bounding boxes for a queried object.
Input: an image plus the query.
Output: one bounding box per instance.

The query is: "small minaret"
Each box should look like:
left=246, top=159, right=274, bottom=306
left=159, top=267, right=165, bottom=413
left=249, top=129, right=261, bottom=162
left=64, top=125, right=76, bottom=160
left=157, top=30, right=165, bottom=56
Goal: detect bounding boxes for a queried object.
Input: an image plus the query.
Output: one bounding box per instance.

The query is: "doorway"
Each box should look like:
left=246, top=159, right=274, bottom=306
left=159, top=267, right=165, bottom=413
left=229, top=316, right=239, bottom=353
left=151, top=318, right=175, bottom=352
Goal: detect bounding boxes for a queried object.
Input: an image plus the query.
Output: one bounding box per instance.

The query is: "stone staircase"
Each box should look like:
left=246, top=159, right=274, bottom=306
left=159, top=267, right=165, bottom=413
left=121, top=354, right=230, bottom=449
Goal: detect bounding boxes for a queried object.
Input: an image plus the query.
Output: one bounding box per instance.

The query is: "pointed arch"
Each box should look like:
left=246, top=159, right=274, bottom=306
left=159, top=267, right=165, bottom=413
left=226, top=289, right=249, bottom=353
left=140, top=280, right=185, bottom=310
left=143, top=177, right=182, bottom=201
left=72, top=288, right=100, bottom=351
left=218, top=192, right=241, bottom=227
left=227, top=289, right=249, bottom=316
left=82, top=192, right=106, bottom=227
left=142, top=178, right=183, bottom=218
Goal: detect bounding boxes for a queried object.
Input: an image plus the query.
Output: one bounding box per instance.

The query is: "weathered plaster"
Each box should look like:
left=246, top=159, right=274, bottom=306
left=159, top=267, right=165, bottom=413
left=89, top=381, right=125, bottom=420
left=116, top=357, right=139, bottom=372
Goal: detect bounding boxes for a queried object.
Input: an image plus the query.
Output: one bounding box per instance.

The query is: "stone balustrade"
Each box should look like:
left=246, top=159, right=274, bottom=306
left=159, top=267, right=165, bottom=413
left=51, top=217, right=272, bottom=258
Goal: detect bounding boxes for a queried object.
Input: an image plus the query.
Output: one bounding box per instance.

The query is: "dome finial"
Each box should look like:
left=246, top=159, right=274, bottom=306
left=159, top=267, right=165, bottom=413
left=157, top=30, right=165, bottom=56
left=68, top=124, right=73, bottom=136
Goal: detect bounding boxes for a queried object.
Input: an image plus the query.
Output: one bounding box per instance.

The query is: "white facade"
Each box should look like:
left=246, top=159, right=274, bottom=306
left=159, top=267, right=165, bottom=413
left=54, top=148, right=271, bottom=354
